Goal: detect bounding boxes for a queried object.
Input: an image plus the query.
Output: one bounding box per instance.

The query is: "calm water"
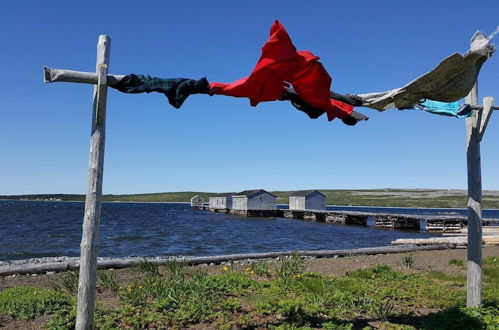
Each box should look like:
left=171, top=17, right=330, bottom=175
left=1, top=200, right=496, bottom=261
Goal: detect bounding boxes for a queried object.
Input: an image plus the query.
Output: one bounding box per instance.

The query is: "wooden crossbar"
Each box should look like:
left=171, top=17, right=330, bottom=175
left=44, top=67, right=124, bottom=86
left=43, top=66, right=499, bottom=112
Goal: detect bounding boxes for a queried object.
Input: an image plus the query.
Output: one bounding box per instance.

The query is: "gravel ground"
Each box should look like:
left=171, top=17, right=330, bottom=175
left=1, top=245, right=498, bottom=290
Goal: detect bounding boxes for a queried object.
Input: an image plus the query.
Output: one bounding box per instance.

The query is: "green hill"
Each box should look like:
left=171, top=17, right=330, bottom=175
left=2, top=189, right=499, bottom=208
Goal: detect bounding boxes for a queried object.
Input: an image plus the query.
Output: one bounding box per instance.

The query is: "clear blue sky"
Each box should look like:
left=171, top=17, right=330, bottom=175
left=1, top=1, right=498, bottom=195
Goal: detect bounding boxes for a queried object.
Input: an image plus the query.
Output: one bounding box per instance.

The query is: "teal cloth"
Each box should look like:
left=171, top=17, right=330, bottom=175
left=418, top=100, right=471, bottom=118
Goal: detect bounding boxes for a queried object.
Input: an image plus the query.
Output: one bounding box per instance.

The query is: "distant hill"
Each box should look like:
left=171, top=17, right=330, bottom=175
left=2, top=189, right=499, bottom=208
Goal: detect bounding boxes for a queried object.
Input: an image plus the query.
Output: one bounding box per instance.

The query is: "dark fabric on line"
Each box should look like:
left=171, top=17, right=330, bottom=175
left=456, top=103, right=473, bottom=116
left=113, top=74, right=210, bottom=108
left=329, top=91, right=364, bottom=107
left=281, top=88, right=368, bottom=125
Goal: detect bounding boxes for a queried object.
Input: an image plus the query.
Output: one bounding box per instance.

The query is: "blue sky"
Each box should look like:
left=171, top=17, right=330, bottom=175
left=1, top=1, right=498, bottom=195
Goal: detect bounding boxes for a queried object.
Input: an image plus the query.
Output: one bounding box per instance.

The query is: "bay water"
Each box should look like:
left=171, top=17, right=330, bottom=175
left=1, top=200, right=497, bottom=261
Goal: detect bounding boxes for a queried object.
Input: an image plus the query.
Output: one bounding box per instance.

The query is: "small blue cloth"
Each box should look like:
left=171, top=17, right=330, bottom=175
left=417, top=100, right=472, bottom=118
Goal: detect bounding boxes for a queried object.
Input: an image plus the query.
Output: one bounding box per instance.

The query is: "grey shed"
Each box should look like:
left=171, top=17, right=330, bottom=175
left=231, top=189, right=277, bottom=211
left=209, top=194, right=233, bottom=211
left=190, top=195, right=204, bottom=207
left=289, top=190, right=326, bottom=210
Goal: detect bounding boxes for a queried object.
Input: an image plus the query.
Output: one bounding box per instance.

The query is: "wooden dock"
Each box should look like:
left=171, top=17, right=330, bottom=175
left=193, top=205, right=499, bottom=232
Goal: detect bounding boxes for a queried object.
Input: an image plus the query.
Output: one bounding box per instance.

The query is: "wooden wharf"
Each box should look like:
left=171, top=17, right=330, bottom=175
left=193, top=205, right=499, bottom=233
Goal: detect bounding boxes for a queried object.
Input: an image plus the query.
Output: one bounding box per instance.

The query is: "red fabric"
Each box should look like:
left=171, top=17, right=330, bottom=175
left=210, top=20, right=353, bottom=121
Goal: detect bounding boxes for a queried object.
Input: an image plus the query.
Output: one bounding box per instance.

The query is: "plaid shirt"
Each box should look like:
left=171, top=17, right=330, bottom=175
left=113, top=74, right=209, bottom=108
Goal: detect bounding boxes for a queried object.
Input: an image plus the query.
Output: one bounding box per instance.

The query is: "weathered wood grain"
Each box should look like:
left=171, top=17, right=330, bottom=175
left=43, top=66, right=124, bottom=85
left=478, top=97, right=494, bottom=141
left=465, top=83, right=482, bottom=307
left=75, top=35, right=110, bottom=330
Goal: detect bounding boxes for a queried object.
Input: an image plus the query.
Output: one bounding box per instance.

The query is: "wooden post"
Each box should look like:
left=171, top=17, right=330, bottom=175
left=465, top=82, right=482, bottom=307
left=75, top=35, right=110, bottom=329
left=464, top=74, right=495, bottom=306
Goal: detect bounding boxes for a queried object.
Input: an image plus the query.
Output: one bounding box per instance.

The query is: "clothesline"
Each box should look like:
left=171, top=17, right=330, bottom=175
left=44, top=67, right=499, bottom=113
left=472, top=105, right=499, bottom=110
left=44, top=20, right=497, bottom=126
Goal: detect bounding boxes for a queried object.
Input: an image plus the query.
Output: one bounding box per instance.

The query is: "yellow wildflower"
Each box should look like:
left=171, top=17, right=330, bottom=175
left=223, top=266, right=229, bottom=271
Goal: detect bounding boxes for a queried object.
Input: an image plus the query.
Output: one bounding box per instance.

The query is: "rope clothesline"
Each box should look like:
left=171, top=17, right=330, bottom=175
left=44, top=21, right=498, bottom=124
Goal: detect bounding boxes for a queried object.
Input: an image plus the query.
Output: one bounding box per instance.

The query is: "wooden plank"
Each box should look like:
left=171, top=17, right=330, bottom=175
left=392, top=237, right=467, bottom=246
left=43, top=66, right=124, bottom=85
left=75, top=35, right=110, bottom=330
left=478, top=97, right=494, bottom=141
left=465, top=82, right=483, bottom=307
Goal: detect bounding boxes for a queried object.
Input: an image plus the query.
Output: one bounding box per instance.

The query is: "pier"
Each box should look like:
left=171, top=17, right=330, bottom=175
left=193, top=205, right=499, bottom=232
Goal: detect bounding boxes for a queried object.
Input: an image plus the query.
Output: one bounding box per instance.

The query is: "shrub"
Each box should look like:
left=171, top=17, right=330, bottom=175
left=97, top=271, right=119, bottom=293
left=136, top=258, right=161, bottom=276
left=276, top=255, right=306, bottom=285
left=53, top=271, right=79, bottom=294
left=249, top=260, right=273, bottom=278
left=164, top=259, right=186, bottom=282
left=402, top=254, right=416, bottom=269
left=370, top=297, right=396, bottom=322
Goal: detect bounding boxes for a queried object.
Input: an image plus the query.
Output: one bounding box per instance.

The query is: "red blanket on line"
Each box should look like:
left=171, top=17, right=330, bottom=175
left=209, top=20, right=353, bottom=121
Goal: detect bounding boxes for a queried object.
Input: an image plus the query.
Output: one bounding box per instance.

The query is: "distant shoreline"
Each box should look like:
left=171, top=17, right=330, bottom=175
left=3, top=199, right=499, bottom=211
left=0, top=199, right=191, bottom=205
left=2, top=188, right=499, bottom=208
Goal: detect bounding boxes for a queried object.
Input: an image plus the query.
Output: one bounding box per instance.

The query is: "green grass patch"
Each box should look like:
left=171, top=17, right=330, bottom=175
left=0, top=286, right=71, bottom=320
left=426, top=270, right=467, bottom=284
left=3, top=256, right=499, bottom=329
left=449, top=259, right=465, bottom=267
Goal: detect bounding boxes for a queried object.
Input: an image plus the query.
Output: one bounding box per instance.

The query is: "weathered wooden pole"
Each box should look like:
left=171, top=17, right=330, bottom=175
left=75, top=35, right=110, bottom=329
left=465, top=73, right=495, bottom=307
left=465, top=82, right=482, bottom=307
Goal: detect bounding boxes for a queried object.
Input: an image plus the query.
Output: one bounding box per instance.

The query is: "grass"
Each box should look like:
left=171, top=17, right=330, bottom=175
left=136, top=258, right=161, bottom=276
left=0, top=286, right=71, bottom=320
left=1, top=257, right=499, bottom=329
left=53, top=271, right=79, bottom=295
left=97, top=271, right=119, bottom=293
left=449, top=259, right=465, bottom=267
